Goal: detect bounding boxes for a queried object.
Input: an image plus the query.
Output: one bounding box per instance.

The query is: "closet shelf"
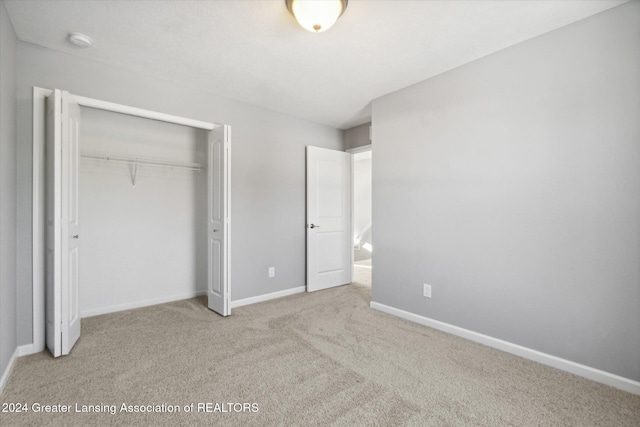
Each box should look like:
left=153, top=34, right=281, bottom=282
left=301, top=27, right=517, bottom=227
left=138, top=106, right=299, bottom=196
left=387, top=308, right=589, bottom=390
left=80, top=151, right=202, bottom=171
left=81, top=150, right=202, bottom=187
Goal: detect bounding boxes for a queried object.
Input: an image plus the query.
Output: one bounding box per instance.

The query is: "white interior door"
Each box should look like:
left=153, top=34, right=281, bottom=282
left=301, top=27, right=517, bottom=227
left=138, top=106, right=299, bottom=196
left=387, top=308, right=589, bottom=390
left=46, top=90, right=81, bottom=357
left=306, top=146, right=352, bottom=292
left=207, top=125, right=231, bottom=315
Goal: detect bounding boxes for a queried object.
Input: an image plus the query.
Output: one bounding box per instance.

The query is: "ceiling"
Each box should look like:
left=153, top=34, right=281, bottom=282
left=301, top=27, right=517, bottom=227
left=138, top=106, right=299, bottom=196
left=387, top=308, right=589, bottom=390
left=4, top=0, right=626, bottom=130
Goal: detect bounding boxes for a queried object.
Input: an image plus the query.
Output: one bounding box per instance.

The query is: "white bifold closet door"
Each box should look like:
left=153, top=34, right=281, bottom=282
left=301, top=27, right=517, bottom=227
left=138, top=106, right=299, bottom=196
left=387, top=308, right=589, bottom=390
left=207, top=125, right=231, bottom=316
left=46, top=89, right=81, bottom=357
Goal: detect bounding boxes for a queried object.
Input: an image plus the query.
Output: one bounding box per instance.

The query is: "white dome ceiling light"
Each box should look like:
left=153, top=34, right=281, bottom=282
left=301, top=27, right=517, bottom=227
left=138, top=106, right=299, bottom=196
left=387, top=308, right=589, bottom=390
left=285, top=0, right=348, bottom=33
left=68, top=32, right=93, bottom=48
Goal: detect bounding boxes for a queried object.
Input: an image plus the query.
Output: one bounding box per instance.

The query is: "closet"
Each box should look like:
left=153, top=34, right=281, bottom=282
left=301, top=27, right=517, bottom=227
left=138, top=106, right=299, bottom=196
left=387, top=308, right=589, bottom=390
left=43, top=89, right=230, bottom=357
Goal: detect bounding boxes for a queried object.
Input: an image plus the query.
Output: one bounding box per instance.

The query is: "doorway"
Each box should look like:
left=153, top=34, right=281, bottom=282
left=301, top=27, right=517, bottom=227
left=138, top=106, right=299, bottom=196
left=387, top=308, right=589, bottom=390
left=350, top=146, right=372, bottom=288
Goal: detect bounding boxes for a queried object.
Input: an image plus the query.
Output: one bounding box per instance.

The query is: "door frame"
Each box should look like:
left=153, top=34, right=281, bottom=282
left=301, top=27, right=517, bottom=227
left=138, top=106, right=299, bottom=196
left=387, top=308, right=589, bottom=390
left=31, top=87, right=231, bottom=353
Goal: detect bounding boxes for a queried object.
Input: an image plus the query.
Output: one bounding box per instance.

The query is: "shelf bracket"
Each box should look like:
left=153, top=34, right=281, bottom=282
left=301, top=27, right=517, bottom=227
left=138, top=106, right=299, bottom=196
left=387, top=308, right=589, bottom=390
left=130, top=160, right=139, bottom=187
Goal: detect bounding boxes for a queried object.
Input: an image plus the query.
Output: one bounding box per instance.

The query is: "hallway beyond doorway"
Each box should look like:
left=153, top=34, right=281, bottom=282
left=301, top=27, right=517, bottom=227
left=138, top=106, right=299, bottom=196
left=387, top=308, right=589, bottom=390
left=353, top=259, right=371, bottom=288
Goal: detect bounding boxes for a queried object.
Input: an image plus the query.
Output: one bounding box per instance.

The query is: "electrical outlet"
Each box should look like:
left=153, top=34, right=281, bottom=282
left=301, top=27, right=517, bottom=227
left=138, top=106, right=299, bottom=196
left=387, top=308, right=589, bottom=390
left=423, top=284, right=432, bottom=298
left=268, top=267, right=275, bottom=278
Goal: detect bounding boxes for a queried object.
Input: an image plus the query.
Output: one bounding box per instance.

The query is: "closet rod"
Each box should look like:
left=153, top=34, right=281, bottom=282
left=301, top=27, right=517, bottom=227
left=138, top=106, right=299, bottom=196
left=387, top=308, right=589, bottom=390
left=81, top=152, right=202, bottom=171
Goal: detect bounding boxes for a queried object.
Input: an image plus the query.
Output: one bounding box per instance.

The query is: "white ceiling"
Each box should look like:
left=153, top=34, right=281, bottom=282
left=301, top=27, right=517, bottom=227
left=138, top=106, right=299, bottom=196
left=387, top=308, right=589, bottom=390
left=4, top=0, right=626, bottom=130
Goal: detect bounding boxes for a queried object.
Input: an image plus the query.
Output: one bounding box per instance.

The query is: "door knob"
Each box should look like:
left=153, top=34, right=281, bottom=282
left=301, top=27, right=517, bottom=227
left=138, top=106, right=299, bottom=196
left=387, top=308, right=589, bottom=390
left=72, top=235, right=79, bottom=239
left=308, top=224, right=320, bottom=229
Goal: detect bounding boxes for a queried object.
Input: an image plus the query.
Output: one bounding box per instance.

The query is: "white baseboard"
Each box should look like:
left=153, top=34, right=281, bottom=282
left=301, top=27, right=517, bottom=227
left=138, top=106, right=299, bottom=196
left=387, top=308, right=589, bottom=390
left=1, top=344, right=40, bottom=392
left=81, top=290, right=207, bottom=318
left=0, top=347, right=19, bottom=392
left=231, top=286, right=306, bottom=309
left=17, top=344, right=35, bottom=357
left=370, top=301, right=640, bottom=395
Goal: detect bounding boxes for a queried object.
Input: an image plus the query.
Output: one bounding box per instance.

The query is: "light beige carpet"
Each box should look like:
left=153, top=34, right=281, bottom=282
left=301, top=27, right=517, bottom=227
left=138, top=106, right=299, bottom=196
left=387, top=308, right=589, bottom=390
left=1, top=272, right=639, bottom=426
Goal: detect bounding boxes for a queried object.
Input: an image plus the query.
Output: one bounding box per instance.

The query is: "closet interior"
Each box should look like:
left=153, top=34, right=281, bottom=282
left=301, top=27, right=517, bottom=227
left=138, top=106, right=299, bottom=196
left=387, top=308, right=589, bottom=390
left=78, top=107, right=209, bottom=317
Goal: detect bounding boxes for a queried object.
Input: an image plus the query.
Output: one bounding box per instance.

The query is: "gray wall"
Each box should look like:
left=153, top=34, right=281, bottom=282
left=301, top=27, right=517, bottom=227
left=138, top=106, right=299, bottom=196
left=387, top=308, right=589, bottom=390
left=15, top=42, right=344, bottom=345
left=78, top=109, right=208, bottom=316
left=345, top=123, right=371, bottom=151
left=0, top=0, right=18, bottom=385
left=371, top=2, right=640, bottom=381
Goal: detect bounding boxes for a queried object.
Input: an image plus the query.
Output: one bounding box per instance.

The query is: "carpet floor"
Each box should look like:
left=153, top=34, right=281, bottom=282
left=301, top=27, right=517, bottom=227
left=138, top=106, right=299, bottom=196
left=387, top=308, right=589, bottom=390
left=1, top=270, right=639, bottom=426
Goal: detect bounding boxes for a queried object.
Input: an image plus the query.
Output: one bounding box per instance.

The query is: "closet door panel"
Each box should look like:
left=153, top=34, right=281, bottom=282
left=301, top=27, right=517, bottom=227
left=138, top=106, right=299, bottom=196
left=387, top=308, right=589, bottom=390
left=207, top=125, right=230, bottom=316
left=61, top=91, right=81, bottom=355
left=46, top=90, right=82, bottom=357
left=45, top=90, right=62, bottom=357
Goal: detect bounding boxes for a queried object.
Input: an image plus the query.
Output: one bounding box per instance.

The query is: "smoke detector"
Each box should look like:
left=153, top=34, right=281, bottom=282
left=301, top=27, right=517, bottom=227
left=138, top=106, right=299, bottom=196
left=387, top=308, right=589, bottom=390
left=68, top=32, right=93, bottom=48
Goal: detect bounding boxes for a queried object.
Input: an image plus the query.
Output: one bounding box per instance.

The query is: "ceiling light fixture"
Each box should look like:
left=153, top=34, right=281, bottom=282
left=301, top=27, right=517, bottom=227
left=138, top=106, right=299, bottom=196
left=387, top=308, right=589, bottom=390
left=68, top=32, right=93, bottom=48
left=285, top=0, right=348, bottom=33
